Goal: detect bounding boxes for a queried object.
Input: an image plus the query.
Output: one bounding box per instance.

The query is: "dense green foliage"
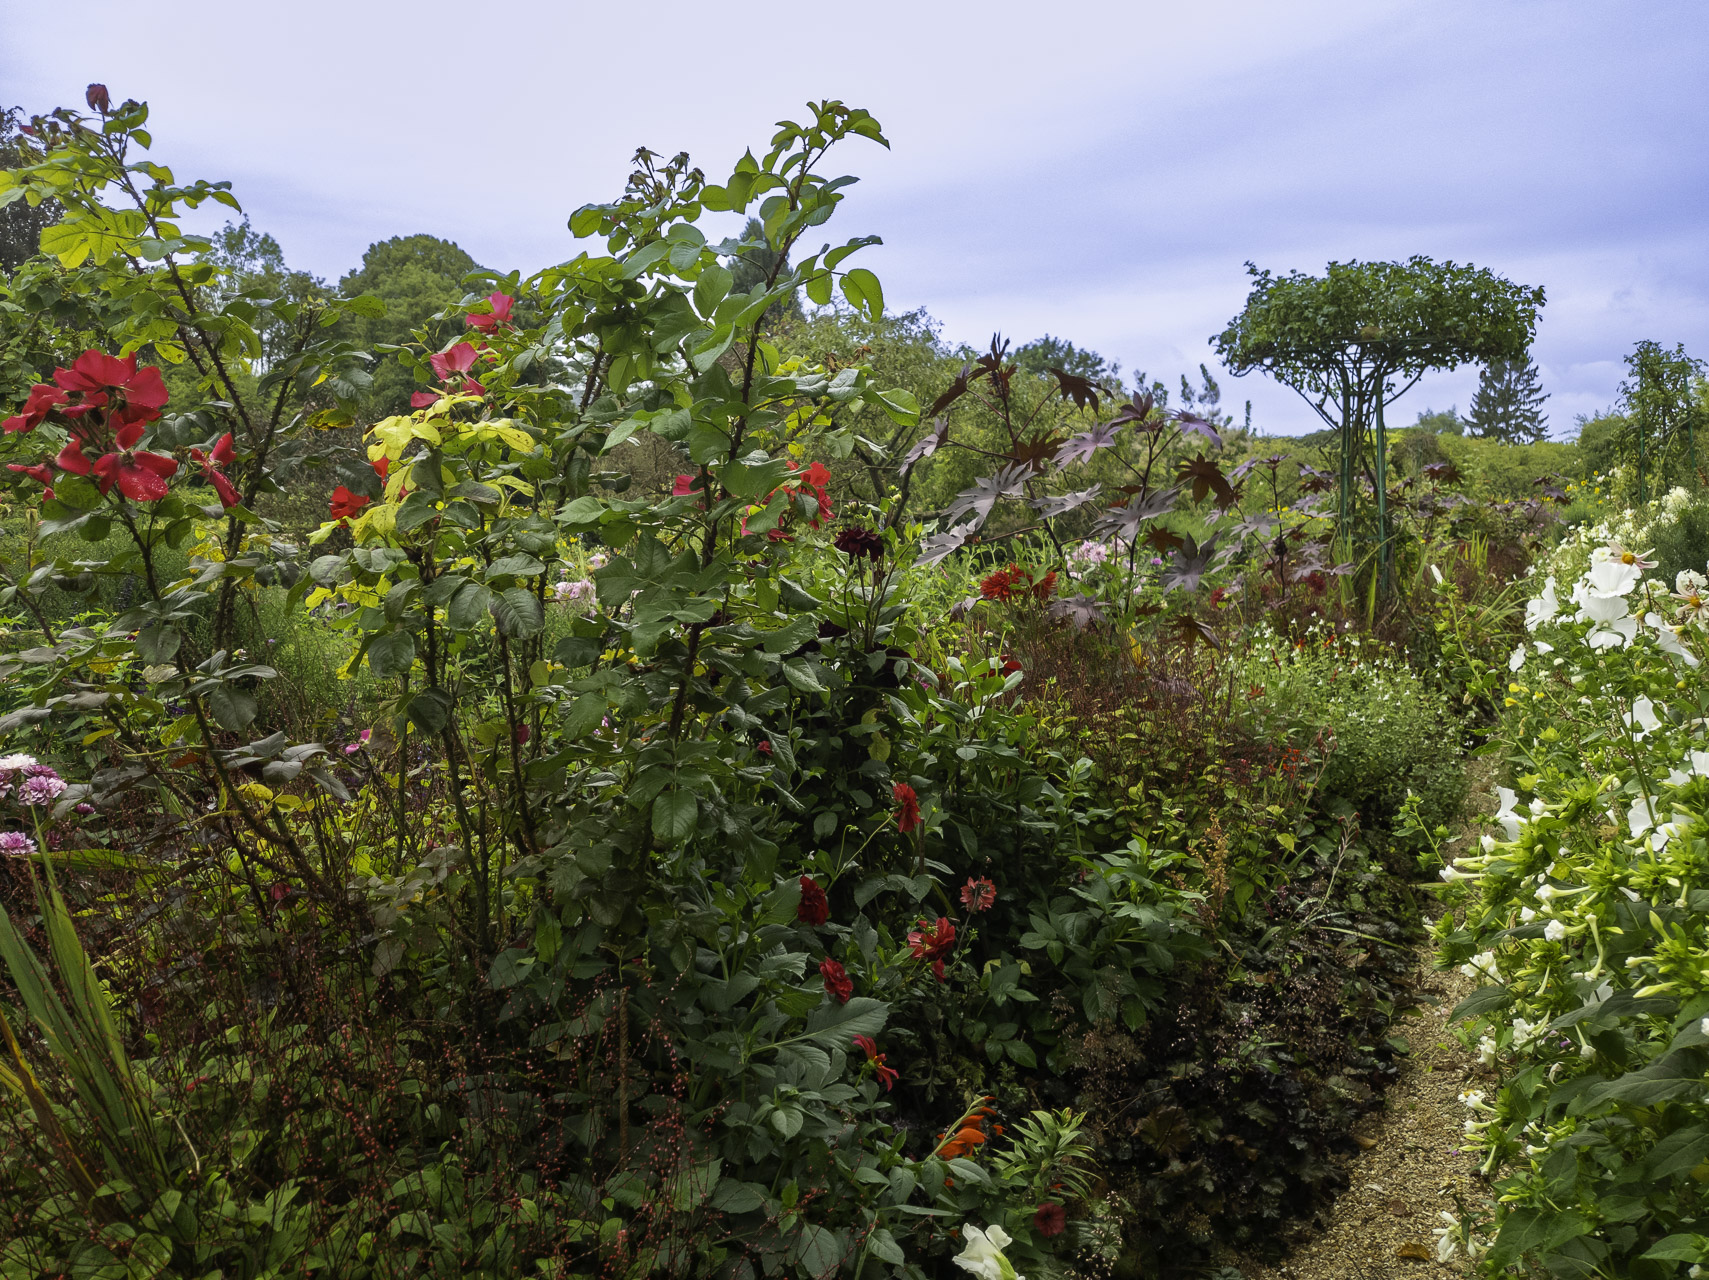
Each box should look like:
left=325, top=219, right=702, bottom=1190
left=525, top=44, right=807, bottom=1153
left=0, top=83, right=1701, bottom=1280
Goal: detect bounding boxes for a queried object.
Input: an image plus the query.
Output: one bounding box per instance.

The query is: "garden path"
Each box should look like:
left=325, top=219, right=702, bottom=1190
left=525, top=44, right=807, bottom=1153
left=1227, top=771, right=1497, bottom=1280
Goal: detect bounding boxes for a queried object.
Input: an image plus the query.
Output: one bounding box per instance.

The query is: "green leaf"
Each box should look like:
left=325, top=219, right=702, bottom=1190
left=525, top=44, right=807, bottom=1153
left=694, top=264, right=733, bottom=317
left=208, top=685, right=257, bottom=732
left=366, top=631, right=417, bottom=678
left=865, top=1227, right=904, bottom=1266
left=839, top=267, right=883, bottom=320
left=1639, top=1234, right=1709, bottom=1263
left=486, top=554, right=545, bottom=579
left=491, top=588, right=544, bottom=639
left=134, top=624, right=181, bottom=665
left=1486, top=1208, right=1594, bottom=1269
left=447, top=582, right=493, bottom=631
left=791, top=1224, right=843, bottom=1280
left=652, top=791, right=698, bottom=844
left=406, top=688, right=452, bottom=734
left=1449, top=984, right=1512, bottom=1023
left=709, top=1179, right=767, bottom=1214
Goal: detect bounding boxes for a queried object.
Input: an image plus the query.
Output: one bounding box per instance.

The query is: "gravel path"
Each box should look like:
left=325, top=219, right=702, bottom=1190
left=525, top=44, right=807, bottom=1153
left=1226, top=771, right=1499, bottom=1280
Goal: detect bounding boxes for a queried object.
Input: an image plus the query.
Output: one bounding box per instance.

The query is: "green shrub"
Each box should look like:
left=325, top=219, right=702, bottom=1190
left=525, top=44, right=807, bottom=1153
left=1240, top=627, right=1465, bottom=828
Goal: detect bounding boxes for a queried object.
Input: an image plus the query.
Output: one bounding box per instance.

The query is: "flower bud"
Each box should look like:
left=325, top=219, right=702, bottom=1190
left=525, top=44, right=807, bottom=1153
left=86, top=84, right=111, bottom=113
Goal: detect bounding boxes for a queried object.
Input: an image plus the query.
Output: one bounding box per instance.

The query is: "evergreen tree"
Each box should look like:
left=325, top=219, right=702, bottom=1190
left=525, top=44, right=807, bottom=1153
left=1468, top=356, right=1549, bottom=443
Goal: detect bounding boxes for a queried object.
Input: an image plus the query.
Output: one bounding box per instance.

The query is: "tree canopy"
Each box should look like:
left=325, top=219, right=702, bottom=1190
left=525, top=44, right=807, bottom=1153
left=337, top=233, right=481, bottom=418
left=1213, top=257, right=1545, bottom=580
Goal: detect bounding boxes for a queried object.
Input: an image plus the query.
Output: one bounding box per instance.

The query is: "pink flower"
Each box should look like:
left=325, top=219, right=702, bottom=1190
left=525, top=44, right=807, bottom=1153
left=343, top=730, right=372, bottom=756
left=465, top=292, right=515, bottom=333
left=960, top=877, right=996, bottom=912
left=0, top=831, right=37, bottom=857
left=429, top=343, right=480, bottom=381
left=410, top=391, right=440, bottom=409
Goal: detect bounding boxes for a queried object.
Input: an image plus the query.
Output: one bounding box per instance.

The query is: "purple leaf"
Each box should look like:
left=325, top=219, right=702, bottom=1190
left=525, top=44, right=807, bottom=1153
left=1029, top=485, right=1103, bottom=518
left=919, top=527, right=973, bottom=566
left=943, top=462, right=1033, bottom=526
left=1055, top=421, right=1123, bottom=467
left=1048, top=594, right=1107, bottom=630
left=904, top=415, right=950, bottom=465
left=1092, top=487, right=1178, bottom=541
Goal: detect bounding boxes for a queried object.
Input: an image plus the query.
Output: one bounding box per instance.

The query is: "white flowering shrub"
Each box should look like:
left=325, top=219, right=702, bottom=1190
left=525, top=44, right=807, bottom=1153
left=1433, top=539, right=1709, bottom=1276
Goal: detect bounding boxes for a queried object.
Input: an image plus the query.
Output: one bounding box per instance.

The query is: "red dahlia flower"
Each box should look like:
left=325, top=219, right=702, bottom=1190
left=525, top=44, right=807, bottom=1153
left=907, top=916, right=956, bottom=980
left=797, top=875, right=829, bottom=926
left=189, top=432, right=240, bottom=508
left=330, top=486, right=371, bottom=521
left=819, top=957, right=853, bottom=1004
left=466, top=292, right=516, bottom=333
left=980, top=565, right=1024, bottom=602
left=893, top=782, right=920, bottom=834
left=960, top=876, right=996, bottom=912
left=853, top=1034, right=899, bottom=1091
left=1033, top=1202, right=1066, bottom=1237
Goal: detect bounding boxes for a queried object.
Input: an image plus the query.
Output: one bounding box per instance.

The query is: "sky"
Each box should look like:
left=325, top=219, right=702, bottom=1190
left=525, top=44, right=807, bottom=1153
left=4, top=0, right=1705, bottom=436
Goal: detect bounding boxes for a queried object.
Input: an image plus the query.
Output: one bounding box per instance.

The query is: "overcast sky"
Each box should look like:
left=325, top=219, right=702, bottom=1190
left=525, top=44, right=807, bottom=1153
left=4, top=0, right=1705, bottom=435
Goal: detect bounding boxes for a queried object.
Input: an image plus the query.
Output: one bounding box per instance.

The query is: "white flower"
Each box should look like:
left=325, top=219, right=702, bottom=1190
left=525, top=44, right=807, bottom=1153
left=1477, top=1035, right=1498, bottom=1065
left=1645, top=613, right=1702, bottom=666
left=1481, top=833, right=1497, bottom=852
left=1530, top=797, right=1547, bottom=817
left=1624, top=696, right=1662, bottom=738
left=1534, top=640, right=1555, bottom=654
left=1509, top=644, right=1527, bottom=672
left=1588, top=555, right=1643, bottom=597
left=1461, top=951, right=1499, bottom=981
left=0, top=753, right=36, bottom=772
left=1628, top=799, right=1658, bottom=837
left=1459, top=1088, right=1486, bottom=1109
left=953, top=1225, right=1021, bottom=1280
left=1701, top=1017, right=1709, bottom=1037
left=1513, top=1017, right=1540, bottom=1043
left=1494, top=788, right=1523, bottom=841
left=1525, top=577, right=1560, bottom=631
left=1544, top=919, right=1568, bottom=942
left=1433, top=1213, right=1460, bottom=1262
left=1520, top=906, right=1537, bottom=922
left=1676, top=569, right=1707, bottom=596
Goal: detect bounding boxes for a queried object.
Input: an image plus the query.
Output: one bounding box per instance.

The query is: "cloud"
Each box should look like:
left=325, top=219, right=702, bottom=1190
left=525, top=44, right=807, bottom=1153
left=4, top=0, right=1702, bottom=434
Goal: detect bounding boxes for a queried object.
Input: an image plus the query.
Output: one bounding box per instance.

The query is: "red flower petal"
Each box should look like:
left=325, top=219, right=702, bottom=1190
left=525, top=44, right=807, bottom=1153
left=55, top=439, right=93, bottom=476
left=114, top=456, right=174, bottom=501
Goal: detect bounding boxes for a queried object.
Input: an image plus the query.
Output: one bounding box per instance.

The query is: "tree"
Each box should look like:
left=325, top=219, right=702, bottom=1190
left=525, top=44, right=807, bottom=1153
left=1467, top=357, right=1548, bottom=443
left=1412, top=405, right=1466, bottom=436
left=728, top=216, right=801, bottom=319
left=1014, top=334, right=1121, bottom=392
left=1617, top=340, right=1705, bottom=501
left=1213, top=257, right=1544, bottom=586
left=338, top=233, right=480, bottom=418
left=0, top=107, right=60, bottom=272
